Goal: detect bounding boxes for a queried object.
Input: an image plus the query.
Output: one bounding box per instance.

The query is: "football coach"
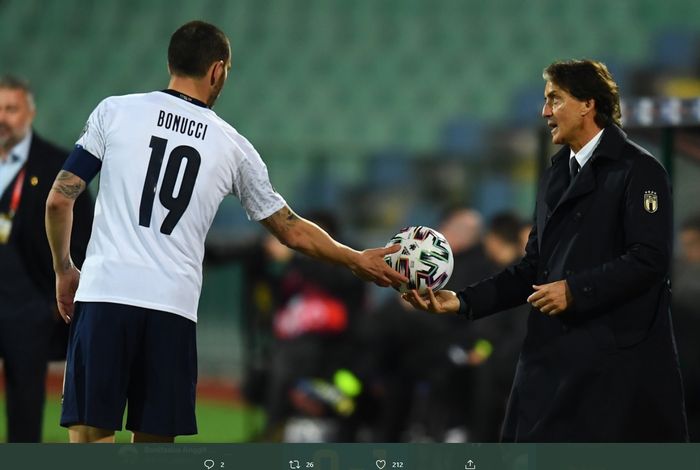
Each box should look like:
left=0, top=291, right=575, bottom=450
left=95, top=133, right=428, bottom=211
left=404, top=59, right=688, bottom=442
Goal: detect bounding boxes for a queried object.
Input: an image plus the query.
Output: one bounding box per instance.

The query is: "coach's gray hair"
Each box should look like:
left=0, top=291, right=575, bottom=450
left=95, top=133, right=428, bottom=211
left=0, top=75, right=36, bottom=110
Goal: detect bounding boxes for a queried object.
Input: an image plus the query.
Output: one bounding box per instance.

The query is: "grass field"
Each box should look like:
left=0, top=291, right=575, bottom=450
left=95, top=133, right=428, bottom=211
left=0, top=393, right=265, bottom=443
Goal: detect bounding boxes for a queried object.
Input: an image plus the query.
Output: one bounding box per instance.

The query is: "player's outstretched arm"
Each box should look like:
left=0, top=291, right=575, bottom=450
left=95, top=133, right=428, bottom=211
left=402, top=288, right=460, bottom=315
left=46, top=170, right=87, bottom=323
left=260, top=205, right=407, bottom=288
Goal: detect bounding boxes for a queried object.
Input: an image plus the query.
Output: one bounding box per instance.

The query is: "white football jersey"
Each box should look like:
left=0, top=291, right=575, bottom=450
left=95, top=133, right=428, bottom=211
left=74, top=91, right=286, bottom=322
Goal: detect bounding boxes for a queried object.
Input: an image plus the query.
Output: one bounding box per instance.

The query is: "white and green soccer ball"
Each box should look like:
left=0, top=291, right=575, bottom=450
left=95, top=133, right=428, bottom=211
left=384, top=226, right=454, bottom=294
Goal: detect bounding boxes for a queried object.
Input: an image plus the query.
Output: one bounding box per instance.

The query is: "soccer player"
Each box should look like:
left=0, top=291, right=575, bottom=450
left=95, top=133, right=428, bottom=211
left=45, top=20, right=406, bottom=443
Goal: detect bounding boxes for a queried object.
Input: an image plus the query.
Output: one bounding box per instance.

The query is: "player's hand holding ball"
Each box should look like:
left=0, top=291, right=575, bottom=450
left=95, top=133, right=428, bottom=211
left=351, top=243, right=408, bottom=288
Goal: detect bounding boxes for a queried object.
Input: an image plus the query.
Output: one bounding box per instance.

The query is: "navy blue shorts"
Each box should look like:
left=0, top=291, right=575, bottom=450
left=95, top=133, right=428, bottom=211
left=60, top=302, right=198, bottom=436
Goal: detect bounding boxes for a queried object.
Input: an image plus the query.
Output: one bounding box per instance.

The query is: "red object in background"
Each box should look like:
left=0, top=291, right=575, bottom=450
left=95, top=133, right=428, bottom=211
left=273, top=289, right=348, bottom=339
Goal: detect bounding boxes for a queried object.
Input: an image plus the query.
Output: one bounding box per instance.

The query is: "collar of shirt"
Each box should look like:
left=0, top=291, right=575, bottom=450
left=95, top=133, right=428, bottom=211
left=569, top=128, right=604, bottom=169
left=0, top=130, right=32, bottom=197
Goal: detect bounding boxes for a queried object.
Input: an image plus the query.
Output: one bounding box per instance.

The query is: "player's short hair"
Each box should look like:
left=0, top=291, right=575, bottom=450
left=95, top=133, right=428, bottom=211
left=543, top=59, right=621, bottom=128
left=0, top=74, right=35, bottom=109
left=168, top=21, right=230, bottom=78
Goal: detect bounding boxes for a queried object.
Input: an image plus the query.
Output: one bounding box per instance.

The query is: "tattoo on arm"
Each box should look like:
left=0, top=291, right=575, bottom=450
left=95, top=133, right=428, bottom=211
left=262, top=206, right=300, bottom=236
left=52, top=170, right=86, bottom=200
left=281, top=206, right=299, bottom=228
left=59, top=255, right=73, bottom=272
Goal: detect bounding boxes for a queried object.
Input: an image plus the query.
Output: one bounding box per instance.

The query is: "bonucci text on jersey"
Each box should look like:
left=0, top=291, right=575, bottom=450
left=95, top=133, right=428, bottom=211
left=156, top=110, right=208, bottom=141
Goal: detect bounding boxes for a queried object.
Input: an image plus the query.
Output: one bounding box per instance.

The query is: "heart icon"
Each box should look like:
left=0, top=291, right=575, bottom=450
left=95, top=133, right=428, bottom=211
left=376, top=460, right=386, bottom=469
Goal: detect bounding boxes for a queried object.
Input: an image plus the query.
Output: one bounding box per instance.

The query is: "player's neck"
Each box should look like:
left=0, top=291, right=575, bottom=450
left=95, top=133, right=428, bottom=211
left=167, top=77, right=210, bottom=107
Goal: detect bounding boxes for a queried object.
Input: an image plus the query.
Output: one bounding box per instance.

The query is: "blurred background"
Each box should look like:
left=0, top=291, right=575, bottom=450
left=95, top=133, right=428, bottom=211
left=2, top=0, right=700, bottom=442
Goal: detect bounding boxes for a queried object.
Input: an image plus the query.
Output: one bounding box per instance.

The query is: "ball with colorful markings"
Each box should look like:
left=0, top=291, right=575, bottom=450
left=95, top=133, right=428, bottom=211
left=384, top=226, right=454, bottom=294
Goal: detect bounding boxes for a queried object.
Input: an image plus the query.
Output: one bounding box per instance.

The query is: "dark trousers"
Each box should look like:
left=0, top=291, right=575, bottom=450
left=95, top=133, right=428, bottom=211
left=0, top=246, right=53, bottom=442
left=0, top=300, right=52, bottom=442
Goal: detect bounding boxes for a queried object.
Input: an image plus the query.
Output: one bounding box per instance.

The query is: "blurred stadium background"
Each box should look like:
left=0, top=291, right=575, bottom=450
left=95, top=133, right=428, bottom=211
left=2, top=0, right=700, bottom=442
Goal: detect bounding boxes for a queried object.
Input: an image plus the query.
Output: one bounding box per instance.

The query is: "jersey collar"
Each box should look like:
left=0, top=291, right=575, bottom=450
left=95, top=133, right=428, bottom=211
left=160, top=89, right=209, bottom=109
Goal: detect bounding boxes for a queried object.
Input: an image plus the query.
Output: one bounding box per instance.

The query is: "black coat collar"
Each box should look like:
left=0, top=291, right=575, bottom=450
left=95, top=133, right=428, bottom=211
left=550, top=125, right=627, bottom=165
left=543, top=125, right=627, bottom=217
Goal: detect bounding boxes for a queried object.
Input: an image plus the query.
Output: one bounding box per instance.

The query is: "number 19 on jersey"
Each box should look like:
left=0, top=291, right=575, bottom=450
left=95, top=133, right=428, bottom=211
left=139, top=135, right=201, bottom=235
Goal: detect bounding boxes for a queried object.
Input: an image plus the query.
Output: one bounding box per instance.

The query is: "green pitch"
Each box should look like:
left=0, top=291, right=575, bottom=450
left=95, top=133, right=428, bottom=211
left=0, top=393, right=265, bottom=443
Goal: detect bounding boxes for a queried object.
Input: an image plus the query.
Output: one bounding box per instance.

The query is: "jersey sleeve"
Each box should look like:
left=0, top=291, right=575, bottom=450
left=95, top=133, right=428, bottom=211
left=231, top=138, right=287, bottom=221
left=75, top=98, right=109, bottom=161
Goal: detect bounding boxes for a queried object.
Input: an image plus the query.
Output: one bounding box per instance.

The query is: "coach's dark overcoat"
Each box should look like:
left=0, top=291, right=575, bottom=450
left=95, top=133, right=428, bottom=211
left=460, top=125, right=688, bottom=442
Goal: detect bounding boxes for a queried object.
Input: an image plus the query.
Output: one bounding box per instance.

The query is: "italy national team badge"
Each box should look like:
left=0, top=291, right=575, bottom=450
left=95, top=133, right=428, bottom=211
left=644, top=190, right=658, bottom=213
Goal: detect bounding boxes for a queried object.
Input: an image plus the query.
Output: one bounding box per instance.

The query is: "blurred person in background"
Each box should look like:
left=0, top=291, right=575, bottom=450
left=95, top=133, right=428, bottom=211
left=261, top=211, right=367, bottom=442
left=439, top=206, right=495, bottom=288
left=44, top=21, right=406, bottom=444
left=0, top=75, right=93, bottom=442
left=672, top=214, right=700, bottom=440
left=425, top=206, right=497, bottom=442
left=352, top=294, right=449, bottom=442
left=404, top=59, right=687, bottom=442
left=468, top=211, right=529, bottom=442
left=483, top=212, right=528, bottom=267
left=205, top=230, right=293, bottom=416
left=351, top=207, right=497, bottom=443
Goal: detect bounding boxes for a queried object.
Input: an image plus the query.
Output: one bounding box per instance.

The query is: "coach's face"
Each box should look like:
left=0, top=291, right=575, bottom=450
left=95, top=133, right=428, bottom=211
left=0, top=87, right=35, bottom=152
left=542, top=80, right=592, bottom=152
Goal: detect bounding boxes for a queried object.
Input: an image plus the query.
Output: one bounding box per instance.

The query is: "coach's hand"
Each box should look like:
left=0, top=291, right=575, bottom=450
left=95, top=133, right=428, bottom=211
left=352, top=244, right=408, bottom=288
left=527, top=280, right=572, bottom=316
left=56, top=265, right=80, bottom=323
left=402, top=288, right=460, bottom=314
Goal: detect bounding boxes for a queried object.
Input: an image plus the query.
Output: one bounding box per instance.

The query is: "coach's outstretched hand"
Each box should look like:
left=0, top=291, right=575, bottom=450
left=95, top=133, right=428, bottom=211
left=55, top=265, right=80, bottom=323
left=351, top=243, right=408, bottom=288
left=402, top=288, right=460, bottom=314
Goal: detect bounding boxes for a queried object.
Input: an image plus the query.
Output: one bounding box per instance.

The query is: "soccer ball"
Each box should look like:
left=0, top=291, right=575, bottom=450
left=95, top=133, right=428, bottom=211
left=384, top=226, right=454, bottom=294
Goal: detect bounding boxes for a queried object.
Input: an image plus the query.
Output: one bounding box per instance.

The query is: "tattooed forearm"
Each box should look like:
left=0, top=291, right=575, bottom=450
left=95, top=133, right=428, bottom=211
left=281, top=206, right=299, bottom=228
left=261, top=205, right=300, bottom=237
left=52, top=170, right=85, bottom=200
left=261, top=204, right=348, bottom=261
left=59, top=254, right=73, bottom=272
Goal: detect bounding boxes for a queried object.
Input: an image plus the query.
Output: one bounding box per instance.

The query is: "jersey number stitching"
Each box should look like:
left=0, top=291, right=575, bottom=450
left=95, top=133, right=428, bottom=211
left=139, top=136, right=201, bottom=235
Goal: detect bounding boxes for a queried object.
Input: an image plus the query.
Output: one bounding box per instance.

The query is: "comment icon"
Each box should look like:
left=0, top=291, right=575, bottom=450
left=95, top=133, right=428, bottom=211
left=203, top=459, right=215, bottom=469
